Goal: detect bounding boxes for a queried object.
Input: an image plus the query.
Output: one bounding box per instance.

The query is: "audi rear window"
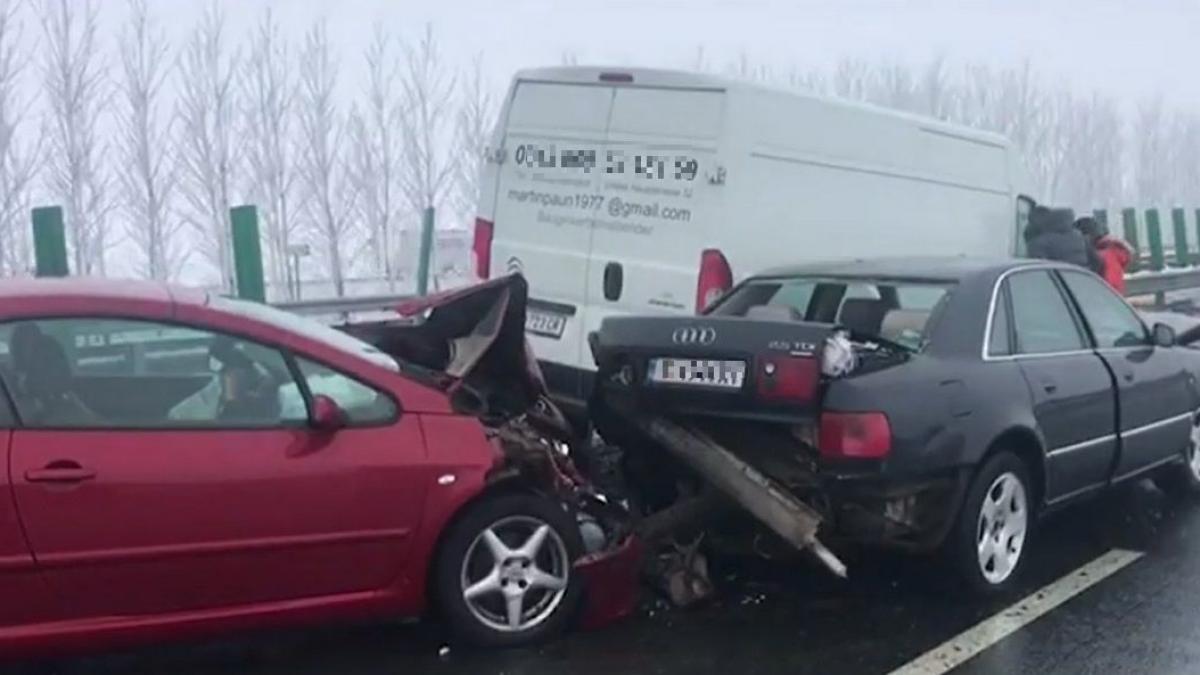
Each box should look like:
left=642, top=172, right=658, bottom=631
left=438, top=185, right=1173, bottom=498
left=709, top=277, right=954, bottom=350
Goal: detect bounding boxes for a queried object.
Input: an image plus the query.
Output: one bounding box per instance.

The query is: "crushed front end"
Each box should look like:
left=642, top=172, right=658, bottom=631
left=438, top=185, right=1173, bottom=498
left=341, top=275, right=640, bottom=628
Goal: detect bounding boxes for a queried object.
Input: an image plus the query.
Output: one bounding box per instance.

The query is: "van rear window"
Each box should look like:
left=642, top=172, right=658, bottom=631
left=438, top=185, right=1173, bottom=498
left=710, top=277, right=954, bottom=350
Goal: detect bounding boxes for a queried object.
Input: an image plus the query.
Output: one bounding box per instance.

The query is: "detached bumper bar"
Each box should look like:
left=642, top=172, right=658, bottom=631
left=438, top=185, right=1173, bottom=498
left=640, top=417, right=848, bottom=578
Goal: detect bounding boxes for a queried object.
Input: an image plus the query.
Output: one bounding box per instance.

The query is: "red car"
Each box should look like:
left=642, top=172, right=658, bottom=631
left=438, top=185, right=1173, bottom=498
left=0, top=276, right=638, bottom=661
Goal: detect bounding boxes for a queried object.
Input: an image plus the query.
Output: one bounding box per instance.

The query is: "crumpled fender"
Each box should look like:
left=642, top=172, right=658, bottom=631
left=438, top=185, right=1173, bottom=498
left=575, top=535, right=644, bottom=630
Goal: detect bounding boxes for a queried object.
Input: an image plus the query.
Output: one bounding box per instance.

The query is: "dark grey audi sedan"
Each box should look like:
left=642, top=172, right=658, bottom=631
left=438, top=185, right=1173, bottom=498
left=591, top=257, right=1200, bottom=592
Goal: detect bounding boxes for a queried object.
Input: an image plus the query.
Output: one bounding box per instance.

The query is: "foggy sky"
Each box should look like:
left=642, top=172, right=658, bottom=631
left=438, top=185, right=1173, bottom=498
left=123, top=0, right=1200, bottom=111
left=19, top=0, right=1197, bottom=284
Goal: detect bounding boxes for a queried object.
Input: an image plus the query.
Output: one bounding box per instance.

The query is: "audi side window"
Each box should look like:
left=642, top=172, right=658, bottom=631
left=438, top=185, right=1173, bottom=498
left=1059, top=271, right=1148, bottom=348
left=1008, top=271, right=1086, bottom=355
left=988, top=287, right=1012, bottom=357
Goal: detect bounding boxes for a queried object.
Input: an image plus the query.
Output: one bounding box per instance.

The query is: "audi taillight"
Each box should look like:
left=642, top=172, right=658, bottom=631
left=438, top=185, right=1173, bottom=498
left=819, top=412, right=892, bottom=459
left=756, top=355, right=820, bottom=404
left=472, top=217, right=494, bottom=279
left=696, top=248, right=732, bottom=313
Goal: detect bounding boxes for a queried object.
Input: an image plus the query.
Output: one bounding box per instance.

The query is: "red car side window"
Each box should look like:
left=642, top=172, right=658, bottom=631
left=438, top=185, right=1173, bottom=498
left=285, top=356, right=398, bottom=426
left=0, top=317, right=303, bottom=430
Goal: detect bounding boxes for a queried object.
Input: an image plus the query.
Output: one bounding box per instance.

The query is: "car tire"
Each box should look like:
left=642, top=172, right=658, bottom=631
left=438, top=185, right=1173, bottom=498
left=946, top=451, right=1034, bottom=594
left=433, top=494, right=585, bottom=648
left=1154, top=413, right=1200, bottom=497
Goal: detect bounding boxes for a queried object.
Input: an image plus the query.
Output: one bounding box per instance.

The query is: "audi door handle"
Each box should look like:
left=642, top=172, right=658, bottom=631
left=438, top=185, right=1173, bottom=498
left=26, top=465, right=97, bottom=484
left=1041, top=380, right=1058, bottom=394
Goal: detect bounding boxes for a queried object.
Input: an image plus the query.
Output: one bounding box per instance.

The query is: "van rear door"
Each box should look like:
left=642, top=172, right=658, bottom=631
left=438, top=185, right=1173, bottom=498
left=490, top=81, right=616, bottom=399
left=582, top=86, right=725, bottom=376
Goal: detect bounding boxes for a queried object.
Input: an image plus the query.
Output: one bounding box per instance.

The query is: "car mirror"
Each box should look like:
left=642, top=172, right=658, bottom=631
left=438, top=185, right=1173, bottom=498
left=310, top=394, right=347, bottom=431
left=1153, top=322, right=1177, bottom=348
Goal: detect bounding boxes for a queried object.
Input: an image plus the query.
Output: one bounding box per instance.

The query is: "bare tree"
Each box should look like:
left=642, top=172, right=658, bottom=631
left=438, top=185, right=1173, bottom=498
left=241, top=9, right=297, bottom=298
left=296, top=21, right=358, bottom=297
left=38, top=0, right=110, bottom=275
left=723, top=51, right=771, bottom=82
left=1055, top=92, right=1124, bottom=210
left=451, top=54, right=495, bottom=233
left=831, top=58, right=874, bottom=101
left=868, top=60, right=918, bottom=111
left=177, top=3, right=239, bottom=289
left=1134, top=97, right=1169, bottom=207
left=1165, top=112, right=1200, bottom=207
left=398, top=24, right=457, bottom=287
left=347, top=27, right=403, bottom=287
left=0, top=0, right=37, bottom=275
left=116, top=0, right=183, bottom=280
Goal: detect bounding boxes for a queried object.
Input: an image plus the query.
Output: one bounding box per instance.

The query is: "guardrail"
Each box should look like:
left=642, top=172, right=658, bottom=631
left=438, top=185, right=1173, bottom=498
left=265, top=255, right=1200, bottom=322
left=273, top=293, right=413, bottom=319
left=1125, top=269, right=1200, bottom=298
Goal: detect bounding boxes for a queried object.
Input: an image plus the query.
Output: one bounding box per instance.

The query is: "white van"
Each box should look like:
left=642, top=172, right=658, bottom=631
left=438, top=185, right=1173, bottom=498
left=472, top=66, right=1034, bottom=408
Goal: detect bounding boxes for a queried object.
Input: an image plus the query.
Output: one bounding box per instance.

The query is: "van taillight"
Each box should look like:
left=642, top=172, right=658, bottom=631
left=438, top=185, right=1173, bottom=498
left=472, top=217, right=494, bottom=279
left=756, top=355, right=819, bottom=404
left=819, top=412, right=892, bottom=459
left=696, top=249, right=732, bottom=313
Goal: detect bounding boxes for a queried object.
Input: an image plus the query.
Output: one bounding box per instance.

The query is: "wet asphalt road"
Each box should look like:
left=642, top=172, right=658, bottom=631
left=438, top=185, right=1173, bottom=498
left=20, top=480, right=1200, bottom=675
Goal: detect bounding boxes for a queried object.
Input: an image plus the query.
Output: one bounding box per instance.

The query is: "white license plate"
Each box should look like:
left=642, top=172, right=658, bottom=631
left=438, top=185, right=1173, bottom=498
left=526, top=309, right=568, bottom=339
left=648, top=358, right=747, bottom=389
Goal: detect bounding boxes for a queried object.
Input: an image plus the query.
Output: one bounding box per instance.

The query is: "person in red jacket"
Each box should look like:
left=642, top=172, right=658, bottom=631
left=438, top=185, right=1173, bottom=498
left=1075, top=217, right=1133, bottom=294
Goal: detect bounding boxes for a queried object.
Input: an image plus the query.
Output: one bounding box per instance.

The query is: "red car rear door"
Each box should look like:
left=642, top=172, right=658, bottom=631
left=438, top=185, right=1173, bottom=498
left=7, top=316, right=428, bottom=620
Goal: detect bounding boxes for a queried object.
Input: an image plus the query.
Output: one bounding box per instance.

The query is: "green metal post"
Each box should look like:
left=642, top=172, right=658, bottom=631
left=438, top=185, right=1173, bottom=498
left=31, top=206, right=69, bottom=277
left=1146, top=209, right=1165, bottom=306
left=1146, top=209, right=1165, bottom=270
left=416, top=206, right=435, bottom=296
left=230, top=205, right=266, bottom=302
left=1142, top=208, right=1161, bottom=269
left=1122, top=207, right=1140, bottom=272
left=1173, top=207, right=1190, bottom=267
left=1195, top=209, right=1200, bottom=267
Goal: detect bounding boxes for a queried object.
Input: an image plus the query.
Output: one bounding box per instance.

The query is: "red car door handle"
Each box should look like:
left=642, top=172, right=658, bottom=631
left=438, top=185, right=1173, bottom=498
left=25, top=465, right=97, bottom=484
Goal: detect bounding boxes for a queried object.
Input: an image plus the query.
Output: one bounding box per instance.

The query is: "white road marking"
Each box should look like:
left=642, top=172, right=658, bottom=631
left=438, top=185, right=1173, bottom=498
left=888, top=549, right=1144, bottom=675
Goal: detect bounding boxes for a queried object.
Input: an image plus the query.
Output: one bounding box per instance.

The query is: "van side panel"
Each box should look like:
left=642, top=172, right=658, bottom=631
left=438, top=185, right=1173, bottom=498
left=720, top=88, right=1015, bottom=276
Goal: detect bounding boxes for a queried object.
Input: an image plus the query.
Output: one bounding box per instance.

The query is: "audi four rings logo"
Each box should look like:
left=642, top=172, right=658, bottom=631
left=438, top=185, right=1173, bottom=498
left=672, top=326, right=717, bottom=345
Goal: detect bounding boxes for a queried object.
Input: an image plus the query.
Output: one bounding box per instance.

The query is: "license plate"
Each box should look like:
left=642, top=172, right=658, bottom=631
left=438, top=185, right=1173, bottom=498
left=648, top=358, right=747, bottom=389
left=526, top=309, right=567, bottom=339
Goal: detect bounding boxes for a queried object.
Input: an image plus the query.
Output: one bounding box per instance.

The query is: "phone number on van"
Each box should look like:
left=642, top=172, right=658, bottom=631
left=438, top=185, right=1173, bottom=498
left=512, top=144, right=699, bottom=181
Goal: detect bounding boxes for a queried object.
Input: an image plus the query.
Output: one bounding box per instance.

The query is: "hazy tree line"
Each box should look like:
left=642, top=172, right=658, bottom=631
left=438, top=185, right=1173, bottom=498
left=697, top=52, right=1200, bottom=220
left=0, top=0, right=494, bottom=296
left=0, top=0, right=1195, bottom=291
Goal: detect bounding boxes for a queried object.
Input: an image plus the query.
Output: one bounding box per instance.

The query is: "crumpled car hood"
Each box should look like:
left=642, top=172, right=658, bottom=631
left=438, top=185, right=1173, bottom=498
left=343, top=274, right=550, bottom=420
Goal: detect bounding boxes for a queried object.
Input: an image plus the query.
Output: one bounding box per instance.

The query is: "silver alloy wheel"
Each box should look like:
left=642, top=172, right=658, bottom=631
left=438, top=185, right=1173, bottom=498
left=976, top=471, right=1028, bottom=585
left=1189, top=415, right=1200, bottom=482
left=460, top=515, right=570, bottom=633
